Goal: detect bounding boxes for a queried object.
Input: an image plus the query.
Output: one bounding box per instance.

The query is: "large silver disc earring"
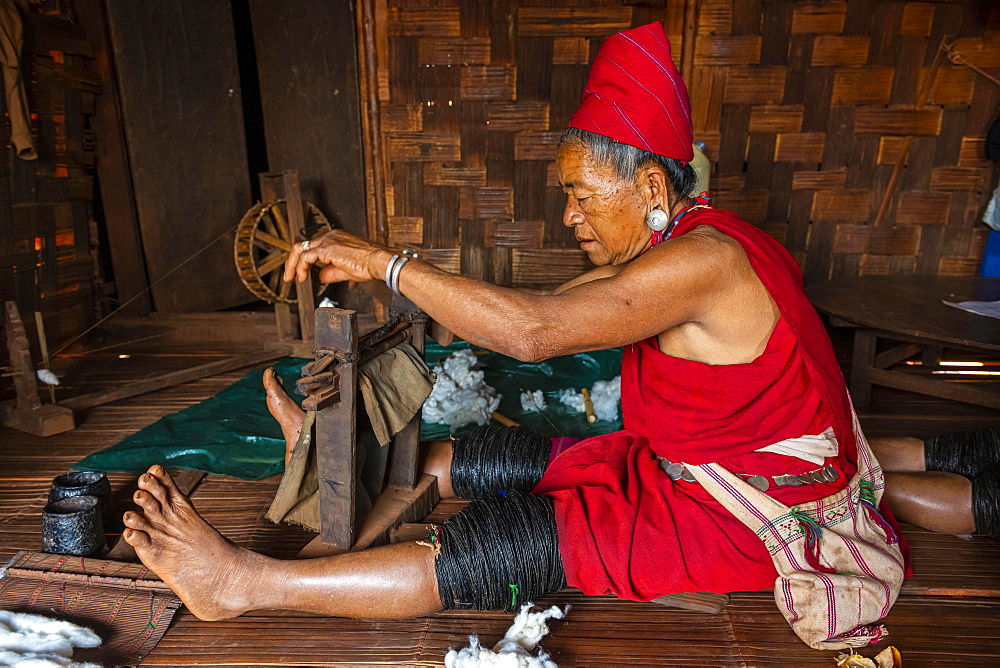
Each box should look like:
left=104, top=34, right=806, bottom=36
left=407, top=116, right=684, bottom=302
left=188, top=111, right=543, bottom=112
left=646, top=208, right=670, bottom=232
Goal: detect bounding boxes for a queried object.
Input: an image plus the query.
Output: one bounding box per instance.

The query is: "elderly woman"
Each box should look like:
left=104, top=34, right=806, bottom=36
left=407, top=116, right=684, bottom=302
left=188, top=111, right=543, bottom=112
left=120, top=23, right=994, bottom=626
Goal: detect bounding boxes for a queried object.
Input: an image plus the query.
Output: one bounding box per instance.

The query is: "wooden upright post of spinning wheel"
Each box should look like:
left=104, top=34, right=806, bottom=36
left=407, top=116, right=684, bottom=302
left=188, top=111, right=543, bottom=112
left=234, top=170, right=333, bottom=356
left=1, top=301, right=75, bottom=436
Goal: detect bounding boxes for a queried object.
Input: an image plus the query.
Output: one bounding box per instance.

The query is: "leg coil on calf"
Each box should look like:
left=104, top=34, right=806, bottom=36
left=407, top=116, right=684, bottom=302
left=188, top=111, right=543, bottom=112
left=925, top=426, right=1000, bottom=478
left=973, top=464, right=1000, bottom=540
left=434, top=491, right=566, bottom=611
left=450, top=425, right=552, bottom=499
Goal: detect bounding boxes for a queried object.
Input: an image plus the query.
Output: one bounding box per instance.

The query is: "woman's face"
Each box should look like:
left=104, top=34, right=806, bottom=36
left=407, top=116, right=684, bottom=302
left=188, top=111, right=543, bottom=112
left=556, top=142, right=655, bottom=266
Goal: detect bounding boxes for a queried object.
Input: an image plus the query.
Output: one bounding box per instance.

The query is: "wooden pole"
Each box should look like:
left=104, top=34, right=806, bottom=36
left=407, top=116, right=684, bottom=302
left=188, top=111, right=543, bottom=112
left=34, top=311, right=56, bottom=403
left=280, top=171, right=317, bottom=344
left=680, top=0, right=698, bottom=87
left=314, top=307, right=359, bottom=549
left=6, top=302, right=40, bottom=412
left=357, top=0, right=388, bottom=245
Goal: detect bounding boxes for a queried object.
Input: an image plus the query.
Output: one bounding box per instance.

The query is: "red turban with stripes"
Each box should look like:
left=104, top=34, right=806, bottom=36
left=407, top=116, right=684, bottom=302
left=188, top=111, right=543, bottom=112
left=568, top=22, right=694, bottom=163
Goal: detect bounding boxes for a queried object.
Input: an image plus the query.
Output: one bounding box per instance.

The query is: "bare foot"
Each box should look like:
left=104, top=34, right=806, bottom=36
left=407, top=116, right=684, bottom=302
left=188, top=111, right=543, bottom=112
left=123, top=465, right=270, bottom=620
left=264, top=367, right=305, bottom=466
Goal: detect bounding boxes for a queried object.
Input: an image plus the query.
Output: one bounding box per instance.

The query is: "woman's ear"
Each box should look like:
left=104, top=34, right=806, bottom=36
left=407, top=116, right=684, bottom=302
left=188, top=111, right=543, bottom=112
left=641, top=164, right=671, bottom=209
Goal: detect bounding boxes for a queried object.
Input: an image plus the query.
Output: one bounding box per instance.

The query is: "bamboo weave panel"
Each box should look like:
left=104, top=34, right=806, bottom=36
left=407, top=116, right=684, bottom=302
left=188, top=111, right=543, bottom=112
left=370, top=0, right=999, bottom=288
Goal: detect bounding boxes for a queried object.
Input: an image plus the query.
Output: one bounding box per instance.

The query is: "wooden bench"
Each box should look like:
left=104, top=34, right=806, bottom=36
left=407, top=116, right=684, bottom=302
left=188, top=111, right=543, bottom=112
left=807, top=276, right=1000, bottom=409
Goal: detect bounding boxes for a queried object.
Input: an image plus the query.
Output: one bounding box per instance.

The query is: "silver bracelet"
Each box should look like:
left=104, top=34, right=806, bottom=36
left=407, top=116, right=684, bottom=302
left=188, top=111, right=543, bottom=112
left=389, top=256, right=411, bottom=296
left=384, top=250, right=420, bottom=296
left=384, top=254, right=401, bottom=290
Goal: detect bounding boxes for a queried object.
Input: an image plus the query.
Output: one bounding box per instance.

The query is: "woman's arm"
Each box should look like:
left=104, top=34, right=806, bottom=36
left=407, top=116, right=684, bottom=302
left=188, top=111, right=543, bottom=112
left=284, top=229, right=738, bottom=361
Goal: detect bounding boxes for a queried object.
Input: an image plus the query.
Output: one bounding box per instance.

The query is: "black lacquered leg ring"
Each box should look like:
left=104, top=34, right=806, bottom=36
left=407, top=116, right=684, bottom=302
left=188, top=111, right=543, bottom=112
left=450, top=425, right=551, bottom=500
left=434, top=491, right=565, bottom=611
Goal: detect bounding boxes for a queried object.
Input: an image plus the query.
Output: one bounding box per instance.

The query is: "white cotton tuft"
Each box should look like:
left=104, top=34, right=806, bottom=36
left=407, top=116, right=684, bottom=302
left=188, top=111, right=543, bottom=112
left=556, top=388, right=585, bottom=413
left=444, top=603, right=568, bottom=668
left=317, top=297, right=338, bottom=308
left=36, top=369, right=60, bottom=386
left=519, top=390, right=546, bottom=413
left=589, top=376, right=621, bottom=422
left=0, top=610, right=101, bottom=667
left=422, top=349, right=501, bottom=429
left=557, top=376, right=621, bottom=422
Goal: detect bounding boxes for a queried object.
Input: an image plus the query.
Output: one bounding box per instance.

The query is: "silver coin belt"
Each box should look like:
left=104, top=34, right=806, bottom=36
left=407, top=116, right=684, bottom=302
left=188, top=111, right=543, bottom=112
left=655, top=456, right=839, bottom=492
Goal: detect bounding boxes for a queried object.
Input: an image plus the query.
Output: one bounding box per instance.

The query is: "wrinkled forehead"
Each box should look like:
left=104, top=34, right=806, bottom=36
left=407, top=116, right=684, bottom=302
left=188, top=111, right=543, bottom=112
left=556, top=142, right=630, bottom=189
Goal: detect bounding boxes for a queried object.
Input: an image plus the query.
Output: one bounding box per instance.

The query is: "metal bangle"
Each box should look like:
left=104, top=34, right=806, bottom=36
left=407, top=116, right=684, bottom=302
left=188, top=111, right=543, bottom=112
left=389, top=255, right=411, bottom=296
left=384, top=254, right=401, bottom=291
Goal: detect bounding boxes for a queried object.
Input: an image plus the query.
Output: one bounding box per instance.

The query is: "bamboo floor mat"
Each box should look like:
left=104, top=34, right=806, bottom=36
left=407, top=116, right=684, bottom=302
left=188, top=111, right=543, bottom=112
left=0, top=551, right=183, bottom=665
left=2, top=343, right=999, bottom=665
left=142, top=592, right=1000, bottom=666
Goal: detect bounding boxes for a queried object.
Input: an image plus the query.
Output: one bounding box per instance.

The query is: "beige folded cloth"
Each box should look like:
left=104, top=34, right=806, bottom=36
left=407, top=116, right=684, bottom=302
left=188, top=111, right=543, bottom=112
left=358, top=342, right=433, bottom=445
left=265, top=410, right=320, bottom=530
left=266, top=342, right=433, bottom=532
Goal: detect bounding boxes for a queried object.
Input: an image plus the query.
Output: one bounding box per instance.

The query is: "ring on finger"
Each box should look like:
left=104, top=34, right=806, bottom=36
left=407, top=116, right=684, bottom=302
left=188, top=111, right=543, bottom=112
left=300, top=240, right=310, bottom=251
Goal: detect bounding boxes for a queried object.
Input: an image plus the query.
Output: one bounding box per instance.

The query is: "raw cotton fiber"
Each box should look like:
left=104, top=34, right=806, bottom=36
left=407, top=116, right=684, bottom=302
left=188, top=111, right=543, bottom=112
left=444, top=603, right=568, bottom=668
left=423, top=349, right=502, bottom=430
left=0, top=609, right=101, bottom=667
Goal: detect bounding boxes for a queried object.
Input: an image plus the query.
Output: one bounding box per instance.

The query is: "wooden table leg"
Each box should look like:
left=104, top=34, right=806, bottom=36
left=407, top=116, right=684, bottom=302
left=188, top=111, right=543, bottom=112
left=921, top=345, right=943, bottom=367
left=850, top=329, right=877, bottom=407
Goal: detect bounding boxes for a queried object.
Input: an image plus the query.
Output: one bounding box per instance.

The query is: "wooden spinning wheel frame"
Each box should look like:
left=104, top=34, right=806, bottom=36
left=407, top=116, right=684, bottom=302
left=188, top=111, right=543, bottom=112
left=234, top=199, right=331, bottom=304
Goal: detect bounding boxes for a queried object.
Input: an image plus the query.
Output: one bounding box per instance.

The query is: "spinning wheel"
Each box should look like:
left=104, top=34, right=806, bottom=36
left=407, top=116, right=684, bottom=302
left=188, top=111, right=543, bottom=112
left=234, top=199, right=331, bottom=304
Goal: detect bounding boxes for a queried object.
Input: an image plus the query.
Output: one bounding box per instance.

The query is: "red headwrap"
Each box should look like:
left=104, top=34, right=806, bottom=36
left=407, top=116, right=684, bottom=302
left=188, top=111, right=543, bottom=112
left=568, top=22, right=694, bottom=163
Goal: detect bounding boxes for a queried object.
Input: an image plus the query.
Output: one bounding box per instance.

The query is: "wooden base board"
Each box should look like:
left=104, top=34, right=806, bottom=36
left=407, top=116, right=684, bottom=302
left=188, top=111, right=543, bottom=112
left=59, top=347, right=290, bottom=411
left=354, top=473, right=440, bottom=550
left=0, top=402, right=75, bottom=436
left=297, top=474, right=440, bottom=558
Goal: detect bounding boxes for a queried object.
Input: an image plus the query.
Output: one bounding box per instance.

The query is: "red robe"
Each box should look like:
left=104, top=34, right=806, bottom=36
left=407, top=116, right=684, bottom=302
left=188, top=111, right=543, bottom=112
left=533, top=207, right=909, bottom=600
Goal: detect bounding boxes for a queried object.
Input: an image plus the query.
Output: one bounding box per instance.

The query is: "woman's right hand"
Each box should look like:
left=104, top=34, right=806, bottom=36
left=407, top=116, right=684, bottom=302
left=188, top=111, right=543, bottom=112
left=282, top=229, right=390, bottom=285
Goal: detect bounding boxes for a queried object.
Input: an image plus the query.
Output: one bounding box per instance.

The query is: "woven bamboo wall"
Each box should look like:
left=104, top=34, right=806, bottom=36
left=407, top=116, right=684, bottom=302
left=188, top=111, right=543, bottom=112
left=1, top=3, right=101, bottom=359
left=365, top=0, right=999, bottom=288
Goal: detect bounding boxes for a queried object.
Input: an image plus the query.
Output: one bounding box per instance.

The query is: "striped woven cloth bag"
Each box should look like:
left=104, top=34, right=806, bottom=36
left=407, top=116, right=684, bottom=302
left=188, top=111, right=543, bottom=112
left=686, top=410, right=905, bottom=651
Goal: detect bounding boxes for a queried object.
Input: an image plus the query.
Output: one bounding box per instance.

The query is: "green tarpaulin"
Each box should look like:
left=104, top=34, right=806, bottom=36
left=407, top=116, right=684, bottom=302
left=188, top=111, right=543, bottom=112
left=74, top=342, right=623, bottom=480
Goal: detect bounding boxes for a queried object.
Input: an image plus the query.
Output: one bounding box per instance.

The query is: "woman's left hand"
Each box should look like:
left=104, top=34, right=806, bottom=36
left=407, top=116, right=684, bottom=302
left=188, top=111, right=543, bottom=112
left=282, top=229, right=388, bottom=285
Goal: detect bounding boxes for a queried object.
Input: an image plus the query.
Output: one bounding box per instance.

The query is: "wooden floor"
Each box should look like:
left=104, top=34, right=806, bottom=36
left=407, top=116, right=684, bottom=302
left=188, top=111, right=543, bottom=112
left=1, top=331, right=999, bottom=666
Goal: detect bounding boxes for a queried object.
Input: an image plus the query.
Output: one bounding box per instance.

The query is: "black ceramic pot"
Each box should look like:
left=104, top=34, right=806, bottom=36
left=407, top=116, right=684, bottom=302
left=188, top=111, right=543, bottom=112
left=41, top=495, right=108, bottom=557
left=49, top=470, right=122, bottom=533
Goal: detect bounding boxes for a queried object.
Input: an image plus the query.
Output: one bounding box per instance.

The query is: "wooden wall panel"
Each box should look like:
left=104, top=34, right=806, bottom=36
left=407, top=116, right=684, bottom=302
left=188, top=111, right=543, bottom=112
left=249, top=0, right=368, bottom=238
left=364, top=0, right=999, bottom=289
left=105, top=0, right=251, bottom=312
left=692, top=0, right=997, bottom=282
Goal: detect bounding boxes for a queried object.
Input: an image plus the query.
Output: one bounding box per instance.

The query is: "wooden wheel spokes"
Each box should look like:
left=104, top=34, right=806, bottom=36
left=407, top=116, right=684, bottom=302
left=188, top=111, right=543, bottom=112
left=234, top=199, right=332, bottom=304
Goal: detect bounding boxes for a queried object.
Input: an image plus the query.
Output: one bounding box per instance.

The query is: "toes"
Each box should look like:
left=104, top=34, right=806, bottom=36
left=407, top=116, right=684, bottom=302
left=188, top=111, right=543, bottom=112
left=123, top=510, right=149, bottom=531
left=122, top=527, right=152, bottom=550
left=263, top=368, right=284, bottom=395
left=138, top=471, right=170, bottom=506
left=133, top=489, right=161, bottom=515
left=147, top=465, right=191, bottom=507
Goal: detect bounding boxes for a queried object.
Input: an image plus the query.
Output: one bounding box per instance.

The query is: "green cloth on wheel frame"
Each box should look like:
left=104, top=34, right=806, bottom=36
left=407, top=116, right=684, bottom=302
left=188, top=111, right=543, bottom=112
left=73, top=342, right=624, bottom=481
